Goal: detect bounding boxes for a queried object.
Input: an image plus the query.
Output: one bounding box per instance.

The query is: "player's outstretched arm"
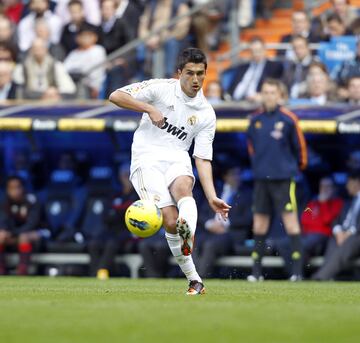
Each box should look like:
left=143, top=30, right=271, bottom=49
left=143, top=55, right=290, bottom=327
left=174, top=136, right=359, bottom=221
left=109, top=90, right=164, bottom=128
left=195, top=157, right=231, bottom=219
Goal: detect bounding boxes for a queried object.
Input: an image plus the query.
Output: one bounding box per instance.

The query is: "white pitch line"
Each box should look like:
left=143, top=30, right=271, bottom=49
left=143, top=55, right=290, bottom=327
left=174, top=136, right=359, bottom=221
left=74, top=105, right=119, bottom=118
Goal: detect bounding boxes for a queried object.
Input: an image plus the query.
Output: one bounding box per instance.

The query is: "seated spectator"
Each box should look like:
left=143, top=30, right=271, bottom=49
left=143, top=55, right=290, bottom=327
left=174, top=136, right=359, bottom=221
left=137, top=0, right=190, bottom=78
left=193, top=167, right=253, bottom=278
left=332, top=39, right=360, bottom=96
left=0, top=0, right=24, bottom=23
left=17, top=0, right=62, bottom=53
left=227, top=37, right=283, bottom=103
left=64, top=26, right=106, bottom=99
left=298, top=62, right=338, bottom=105
left=191, top=0, right=227, bottom=53
left=346, top=76, right=360, bottom=105
left=312, top=170, right=360, bottom=281
left=283, top=35, right=318, bottom=100
left=0, top=176, right=45, bottom=275
left=278, top=11, right=322, bottom=59
left=204, top=80, right=225, bottom=105
left=115, top=0, right=144, bottom=40
left=100, top=0, right=133, bottom=96
left=275, top=177, right=344, bottom=276
left=13, top=38, right=76, bottom=100
left=60, top=0, right=99, bottom=56
left=55, top=0, right=101, bottom=26
left=0, top=61, right=17, bottom=100
left=33, top=18, right=66, bottom=61
left=324, top=13, right=352, bottom=41
left=0, top=15, right=17, bottom=48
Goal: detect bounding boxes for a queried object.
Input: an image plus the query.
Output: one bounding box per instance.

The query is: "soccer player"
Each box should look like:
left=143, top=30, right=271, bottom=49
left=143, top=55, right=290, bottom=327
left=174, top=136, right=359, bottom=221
left=109, top=48, right=230, bottom=295
left=247, top=78, right=308, bottom=281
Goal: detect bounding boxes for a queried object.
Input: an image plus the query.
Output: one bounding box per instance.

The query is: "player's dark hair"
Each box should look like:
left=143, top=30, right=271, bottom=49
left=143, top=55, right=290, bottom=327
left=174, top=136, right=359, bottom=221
left=177, top=48, right=207, bottom=71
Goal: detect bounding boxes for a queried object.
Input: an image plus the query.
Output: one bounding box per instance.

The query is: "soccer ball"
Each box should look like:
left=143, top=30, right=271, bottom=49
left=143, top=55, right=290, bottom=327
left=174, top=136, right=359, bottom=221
left=125, top=200, right=163, bottom=238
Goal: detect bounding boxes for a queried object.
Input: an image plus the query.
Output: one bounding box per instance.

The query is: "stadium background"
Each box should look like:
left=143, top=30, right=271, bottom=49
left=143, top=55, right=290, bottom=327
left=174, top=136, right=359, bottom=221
left=0, top=0, right=360, bottom=280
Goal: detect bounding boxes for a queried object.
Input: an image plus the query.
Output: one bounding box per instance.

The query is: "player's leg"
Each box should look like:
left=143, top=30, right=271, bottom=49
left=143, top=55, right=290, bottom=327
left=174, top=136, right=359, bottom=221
left=248, top=180, right=271, bottom=281
left=277, top=179, right=303, bottom=280
left=169, top=175, right=197, bottom=256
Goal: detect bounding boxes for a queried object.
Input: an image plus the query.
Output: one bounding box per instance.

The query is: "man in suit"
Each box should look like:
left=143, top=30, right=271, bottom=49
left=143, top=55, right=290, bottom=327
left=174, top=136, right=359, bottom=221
left=0, top=61, right=17, bottom=100
left=312, top=170, right=360, bottom=281
left=282, top=35, right=317, bottom=99
left=228, top=37, right=283, bottom=103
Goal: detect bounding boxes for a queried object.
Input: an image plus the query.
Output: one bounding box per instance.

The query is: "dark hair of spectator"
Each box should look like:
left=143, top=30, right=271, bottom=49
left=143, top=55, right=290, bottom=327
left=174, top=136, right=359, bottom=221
left=326, top=12, right=344, bottom=25
left=348, top=169, right=360, bottom=181
left=68, top=0, right=83, bottom=8
left=6, top=175, right=25, bottom=188
left=291, top=34, right=309, bottom=45
left=309, top=61, right=328, bottom=74
left=0, top=42, right=17, bottom=62
left=262, top=78, right=283, bottom=90
left=177, top=48, right=207, bottom=71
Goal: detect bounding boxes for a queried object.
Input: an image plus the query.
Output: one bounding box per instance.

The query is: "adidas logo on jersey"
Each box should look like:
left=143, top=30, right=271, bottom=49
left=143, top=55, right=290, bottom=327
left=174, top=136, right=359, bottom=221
left=160, top=117, right=188, bottom=141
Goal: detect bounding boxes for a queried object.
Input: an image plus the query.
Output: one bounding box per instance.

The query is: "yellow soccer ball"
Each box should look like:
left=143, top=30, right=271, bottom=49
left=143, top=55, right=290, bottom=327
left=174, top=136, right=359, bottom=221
left=125, top=200, right=163, bottom=238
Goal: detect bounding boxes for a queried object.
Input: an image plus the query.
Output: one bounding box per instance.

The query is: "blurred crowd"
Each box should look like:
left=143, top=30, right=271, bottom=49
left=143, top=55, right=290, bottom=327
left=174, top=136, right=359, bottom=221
left=0, top=0, right=358, bottom=104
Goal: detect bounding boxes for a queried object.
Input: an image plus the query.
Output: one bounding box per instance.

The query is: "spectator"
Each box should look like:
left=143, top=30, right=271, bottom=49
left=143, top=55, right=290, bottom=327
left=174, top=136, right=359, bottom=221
left=55, top=0, right=101, bottom=26
left=191, top=0, right=227, bottom=53
left=13, top=38, right=76, bottom=100
left=100, top=0, right=133, bottom=96
left=0, top=61, right=17, bottom=100
left=324, top=13, right=352, bottom=41
left=17, top=0, right=63, bottom=52
left=60, top=0, right=99, bottom=56
left=282, top=36, right=318, bottom=100
left=64, top=26, right=106, bottom=98
left=312, top=170, right=360, bottom=281
left=115, top=0, right=144, bottom=40
left=275, top=177, right=344, bottom=276
left=330, top=0, right=358, bottom=29
left=0, top=15, right=16, bottom=46
left=0, top=176, right=45, bottom=275
left=34, top=18, right=66, bottom=61
left=88, top=164, right=138, bottom=279
left=298, top=62, right=338, bottom=105
left=227, top=37, right=283, bottom=103
left=0, top=0, right=24, bottom=23
left=347, top=76, right=360, bottom=105
left=278, top=11, right=322, bottom=59
left=194, top=167, right=253, bottom=278
left=204, top=80, right=225, bottom=105
left=137, top=0, right=191, bottom=78
left=332, top=40, right=360, bottom=91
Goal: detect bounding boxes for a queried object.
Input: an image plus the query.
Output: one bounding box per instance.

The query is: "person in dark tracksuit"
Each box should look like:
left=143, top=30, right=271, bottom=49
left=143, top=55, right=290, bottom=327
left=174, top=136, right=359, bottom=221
left=247, top=78, right=308, bottom=281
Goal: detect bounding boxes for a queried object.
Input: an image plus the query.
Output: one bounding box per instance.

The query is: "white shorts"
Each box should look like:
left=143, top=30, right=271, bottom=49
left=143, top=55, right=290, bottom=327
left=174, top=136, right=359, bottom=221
left=130, top=161, right=195, bottom=208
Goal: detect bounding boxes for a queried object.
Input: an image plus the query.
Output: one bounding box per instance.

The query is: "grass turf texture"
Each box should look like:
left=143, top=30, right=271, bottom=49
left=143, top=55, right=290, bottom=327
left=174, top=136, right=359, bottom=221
left=0, top=278, right=359, bottom=343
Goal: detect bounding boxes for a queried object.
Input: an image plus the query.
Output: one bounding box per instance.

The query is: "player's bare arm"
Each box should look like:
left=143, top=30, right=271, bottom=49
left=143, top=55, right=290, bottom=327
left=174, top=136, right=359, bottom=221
left=109, top=90, right=165, bottom=127
left=195, top=157, right=231, bottom=219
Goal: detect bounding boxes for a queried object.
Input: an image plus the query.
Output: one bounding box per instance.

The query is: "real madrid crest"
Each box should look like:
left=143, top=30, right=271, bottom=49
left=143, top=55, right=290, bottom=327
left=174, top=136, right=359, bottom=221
left=274, top=121, right=284, bottom=131
left=187, top=115, right=197, bottom=126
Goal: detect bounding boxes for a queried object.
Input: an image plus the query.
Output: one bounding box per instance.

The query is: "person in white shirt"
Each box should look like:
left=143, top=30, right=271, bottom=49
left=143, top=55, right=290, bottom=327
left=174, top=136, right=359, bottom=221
left=109, top=48, right=230, bottom=295
left=17, top=0, right=63, bottom=52
left=64, top=26, right=106, bottom=98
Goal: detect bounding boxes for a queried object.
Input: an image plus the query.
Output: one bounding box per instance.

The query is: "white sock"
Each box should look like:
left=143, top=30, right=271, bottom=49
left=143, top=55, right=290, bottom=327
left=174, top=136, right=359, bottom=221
left=177, top=196, right=197, bottom=236
left=165, top=232, right=202, bottom=282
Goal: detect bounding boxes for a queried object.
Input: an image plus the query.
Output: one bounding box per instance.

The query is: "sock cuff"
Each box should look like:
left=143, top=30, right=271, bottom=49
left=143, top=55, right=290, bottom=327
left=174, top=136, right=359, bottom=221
left=165, top=232, right=180, bottom=239
left=18, top=242, right=32, bottom=253
left=177, top=196, right=195, bottom=208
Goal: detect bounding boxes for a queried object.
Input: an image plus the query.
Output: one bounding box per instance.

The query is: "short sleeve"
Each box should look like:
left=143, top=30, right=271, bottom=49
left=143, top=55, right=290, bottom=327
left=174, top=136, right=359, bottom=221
left=193, top=115, right=216, bottom=161
left=118, top=80, right=158, bottom=103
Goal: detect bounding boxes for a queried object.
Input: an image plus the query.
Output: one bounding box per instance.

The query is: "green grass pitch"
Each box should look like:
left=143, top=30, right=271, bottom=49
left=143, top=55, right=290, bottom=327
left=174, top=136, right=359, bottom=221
left=0, top=278, right=359, bottom=343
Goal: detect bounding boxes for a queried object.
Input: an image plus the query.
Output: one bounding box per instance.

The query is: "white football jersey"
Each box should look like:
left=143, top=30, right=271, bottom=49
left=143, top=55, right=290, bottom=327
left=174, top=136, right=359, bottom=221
left=118, top=79, right=216, bottom=174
